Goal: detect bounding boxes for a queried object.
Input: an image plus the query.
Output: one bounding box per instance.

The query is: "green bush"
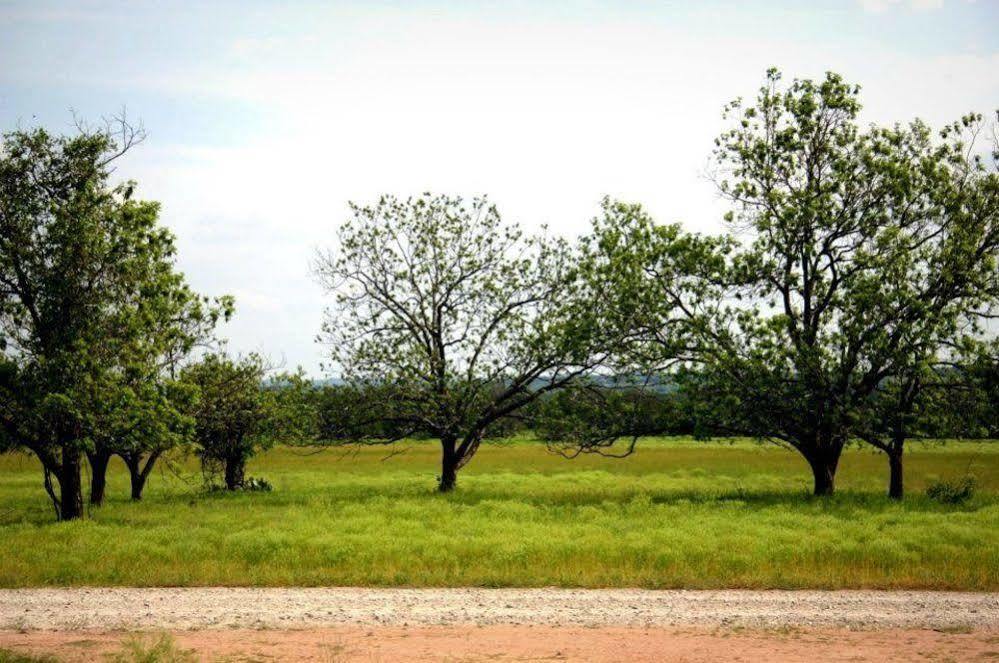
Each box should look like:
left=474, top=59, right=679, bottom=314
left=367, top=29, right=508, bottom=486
left=926, top=475, right=976, bottom=504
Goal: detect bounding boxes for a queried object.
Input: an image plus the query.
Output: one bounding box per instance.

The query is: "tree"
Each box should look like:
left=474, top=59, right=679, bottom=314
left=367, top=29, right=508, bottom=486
left=584, top=72, right=999, bottom=496
left=85, top=277, right=231, bottom=505
left=314, top=194, right=608, bottom=492
left=107, top=290, right=230, bottom=503
left=182, top=353, right=306, bottom=491
left=958, top=345, right=999, bottom=438
left=851, top=113, right=999, bottom=498
left=0, top=119, right=227, bottom=519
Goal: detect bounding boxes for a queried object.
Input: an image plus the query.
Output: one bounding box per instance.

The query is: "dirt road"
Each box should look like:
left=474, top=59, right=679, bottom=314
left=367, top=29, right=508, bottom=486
left=2, top=589, right=996, bottom=661
left=1, top=587, right=996, bottom=630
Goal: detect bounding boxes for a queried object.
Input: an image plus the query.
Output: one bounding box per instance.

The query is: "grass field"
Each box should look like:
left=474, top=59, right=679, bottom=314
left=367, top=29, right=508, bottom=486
left=1, top=437, right=996, bottom=590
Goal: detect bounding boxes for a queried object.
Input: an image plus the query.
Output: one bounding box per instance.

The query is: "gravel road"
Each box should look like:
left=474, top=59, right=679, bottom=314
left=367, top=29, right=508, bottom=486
left=1, top=588, right=996, bottom=631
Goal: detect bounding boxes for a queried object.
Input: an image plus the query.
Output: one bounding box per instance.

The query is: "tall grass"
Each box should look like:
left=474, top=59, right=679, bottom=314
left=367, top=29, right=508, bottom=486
left=1, top=437, right=996, bottom=589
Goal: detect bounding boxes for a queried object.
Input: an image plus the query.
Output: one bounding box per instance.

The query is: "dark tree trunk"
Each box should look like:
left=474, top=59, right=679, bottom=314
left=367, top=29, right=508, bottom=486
left=805, top=442, right=842, bottom=497
left=130, top=468, right=148, bottom=501
left=58, top=446, right=84, bottom=521
left=438, top=437, right=458, bottom=493
left=87, top=449, right=112, bottom=506
left=224, top=455, right=245, bottom=491
left=122, top=451, right=161, bottom=501
left=888, top=447, right=904, bottom=500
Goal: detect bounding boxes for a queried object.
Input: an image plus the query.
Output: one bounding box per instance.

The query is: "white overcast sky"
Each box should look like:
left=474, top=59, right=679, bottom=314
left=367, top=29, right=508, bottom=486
left=1, top=0, right=997, bottom=374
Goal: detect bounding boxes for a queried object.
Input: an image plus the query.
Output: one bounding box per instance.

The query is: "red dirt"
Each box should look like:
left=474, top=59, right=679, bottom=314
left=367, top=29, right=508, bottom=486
left=2, top=625, right=996, bottom=662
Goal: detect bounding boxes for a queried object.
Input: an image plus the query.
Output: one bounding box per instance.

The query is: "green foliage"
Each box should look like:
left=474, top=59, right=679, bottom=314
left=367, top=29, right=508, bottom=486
left=181, top=353, right=272, bottom=490
left=535, top=381, right=693, bottom=455
left=926, top=475, right=977, bottom=504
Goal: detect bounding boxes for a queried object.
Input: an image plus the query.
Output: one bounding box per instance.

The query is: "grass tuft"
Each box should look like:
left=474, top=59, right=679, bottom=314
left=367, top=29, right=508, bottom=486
left=108, top=634, right=194, bottom=663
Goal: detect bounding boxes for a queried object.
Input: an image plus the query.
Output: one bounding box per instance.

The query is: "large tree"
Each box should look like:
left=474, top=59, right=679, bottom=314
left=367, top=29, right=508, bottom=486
left=580, top=72, right=999, bottom=496
left=314, top=194, right=608, bottom=491
left=0, top=120, right=228, bottom=519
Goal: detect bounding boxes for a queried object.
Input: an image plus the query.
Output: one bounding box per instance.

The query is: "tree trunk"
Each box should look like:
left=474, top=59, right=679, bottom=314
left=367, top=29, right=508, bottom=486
left=122, top=451, right=160, bottom=501
left=224, top=455, right=245, bottom=491
left=87, top=449, right=112, bottom=506
left=131, top=468, right=148, bottom=500
left=805, top=443, right=842, bottom=497
left=438, top=437, right=458, bottom=493
left=888, top=447, right=904, bottom=500
left=124, top=456, right=146, bottom=500
left=58, top=446, right=84, bottom=521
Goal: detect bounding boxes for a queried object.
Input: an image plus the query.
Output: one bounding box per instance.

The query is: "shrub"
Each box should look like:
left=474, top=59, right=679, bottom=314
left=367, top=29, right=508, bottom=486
left=109, top=633, right=195, bottom=663
left=926, top=475, right=976, bottom=504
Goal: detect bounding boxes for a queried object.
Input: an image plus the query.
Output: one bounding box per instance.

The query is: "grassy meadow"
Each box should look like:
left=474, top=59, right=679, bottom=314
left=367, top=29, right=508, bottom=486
left=1, top=437, right=996, bottom=590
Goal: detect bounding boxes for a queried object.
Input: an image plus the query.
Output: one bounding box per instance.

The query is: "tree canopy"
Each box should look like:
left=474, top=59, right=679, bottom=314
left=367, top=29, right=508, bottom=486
left=314, top=193, right=611, bottom=491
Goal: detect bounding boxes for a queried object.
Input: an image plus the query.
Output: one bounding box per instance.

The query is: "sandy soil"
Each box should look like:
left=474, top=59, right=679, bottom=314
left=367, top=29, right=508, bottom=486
left=1, top=588, right=996, bottom=631
left=2, top=625, right=997, bottom=662
left=1, top=589, right=996, bottom=661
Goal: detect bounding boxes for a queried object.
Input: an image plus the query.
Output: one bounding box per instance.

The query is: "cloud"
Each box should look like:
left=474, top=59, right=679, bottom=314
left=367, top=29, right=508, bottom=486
left=858, top=0, right=944, bottom=12
left=4, top=2, right=995, bottom=373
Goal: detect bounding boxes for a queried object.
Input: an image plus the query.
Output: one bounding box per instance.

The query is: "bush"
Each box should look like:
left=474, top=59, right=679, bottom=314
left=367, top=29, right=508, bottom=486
left=926, top=475, right=976, bottom=504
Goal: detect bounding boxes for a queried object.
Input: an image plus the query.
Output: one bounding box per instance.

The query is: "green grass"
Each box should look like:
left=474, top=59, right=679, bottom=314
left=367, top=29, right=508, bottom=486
left=1, top=437, right=996, bottom=590
left=0, top=649, right=58, bottom=663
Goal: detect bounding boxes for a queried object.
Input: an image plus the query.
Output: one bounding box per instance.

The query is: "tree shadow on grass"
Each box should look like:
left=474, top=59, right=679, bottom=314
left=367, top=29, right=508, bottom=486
left=436, top=484, right=995, bottom=514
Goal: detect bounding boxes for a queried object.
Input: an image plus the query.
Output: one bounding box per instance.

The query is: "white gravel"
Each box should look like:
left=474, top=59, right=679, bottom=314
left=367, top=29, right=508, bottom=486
left=1, top=588, right=996, bottom=631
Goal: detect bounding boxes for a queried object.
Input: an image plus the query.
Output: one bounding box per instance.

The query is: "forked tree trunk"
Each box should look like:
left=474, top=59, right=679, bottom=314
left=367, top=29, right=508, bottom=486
left=87, top=449, right=112, bottom=506
left=438, top=436, right=458, bottom=493
left=122, top=451, right=161, bottom=501
left=224, top=455, right=245, bottom=491
left=888, top=447, right=904, bottom=501
left=58, top=446, right=84, bottom=521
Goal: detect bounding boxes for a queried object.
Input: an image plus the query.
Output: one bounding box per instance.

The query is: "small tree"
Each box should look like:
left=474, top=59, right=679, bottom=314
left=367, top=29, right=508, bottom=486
left=85, top=284, right=230, bottom=505
left=314, top=194, right=608, bottom=491
left=182, top=353, right=273, bottom=491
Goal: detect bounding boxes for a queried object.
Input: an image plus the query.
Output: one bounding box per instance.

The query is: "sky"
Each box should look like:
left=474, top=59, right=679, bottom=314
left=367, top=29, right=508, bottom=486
left=1, top=0, right=997, bottom=375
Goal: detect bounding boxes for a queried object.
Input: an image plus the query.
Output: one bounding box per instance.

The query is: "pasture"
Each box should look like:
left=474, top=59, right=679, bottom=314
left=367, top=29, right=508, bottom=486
left=1, top=437, right=996, bottom=590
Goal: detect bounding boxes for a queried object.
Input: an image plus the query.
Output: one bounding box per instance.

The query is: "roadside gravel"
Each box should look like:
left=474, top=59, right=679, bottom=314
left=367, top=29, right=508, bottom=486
left=1, top=588, right=996, bottom=631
